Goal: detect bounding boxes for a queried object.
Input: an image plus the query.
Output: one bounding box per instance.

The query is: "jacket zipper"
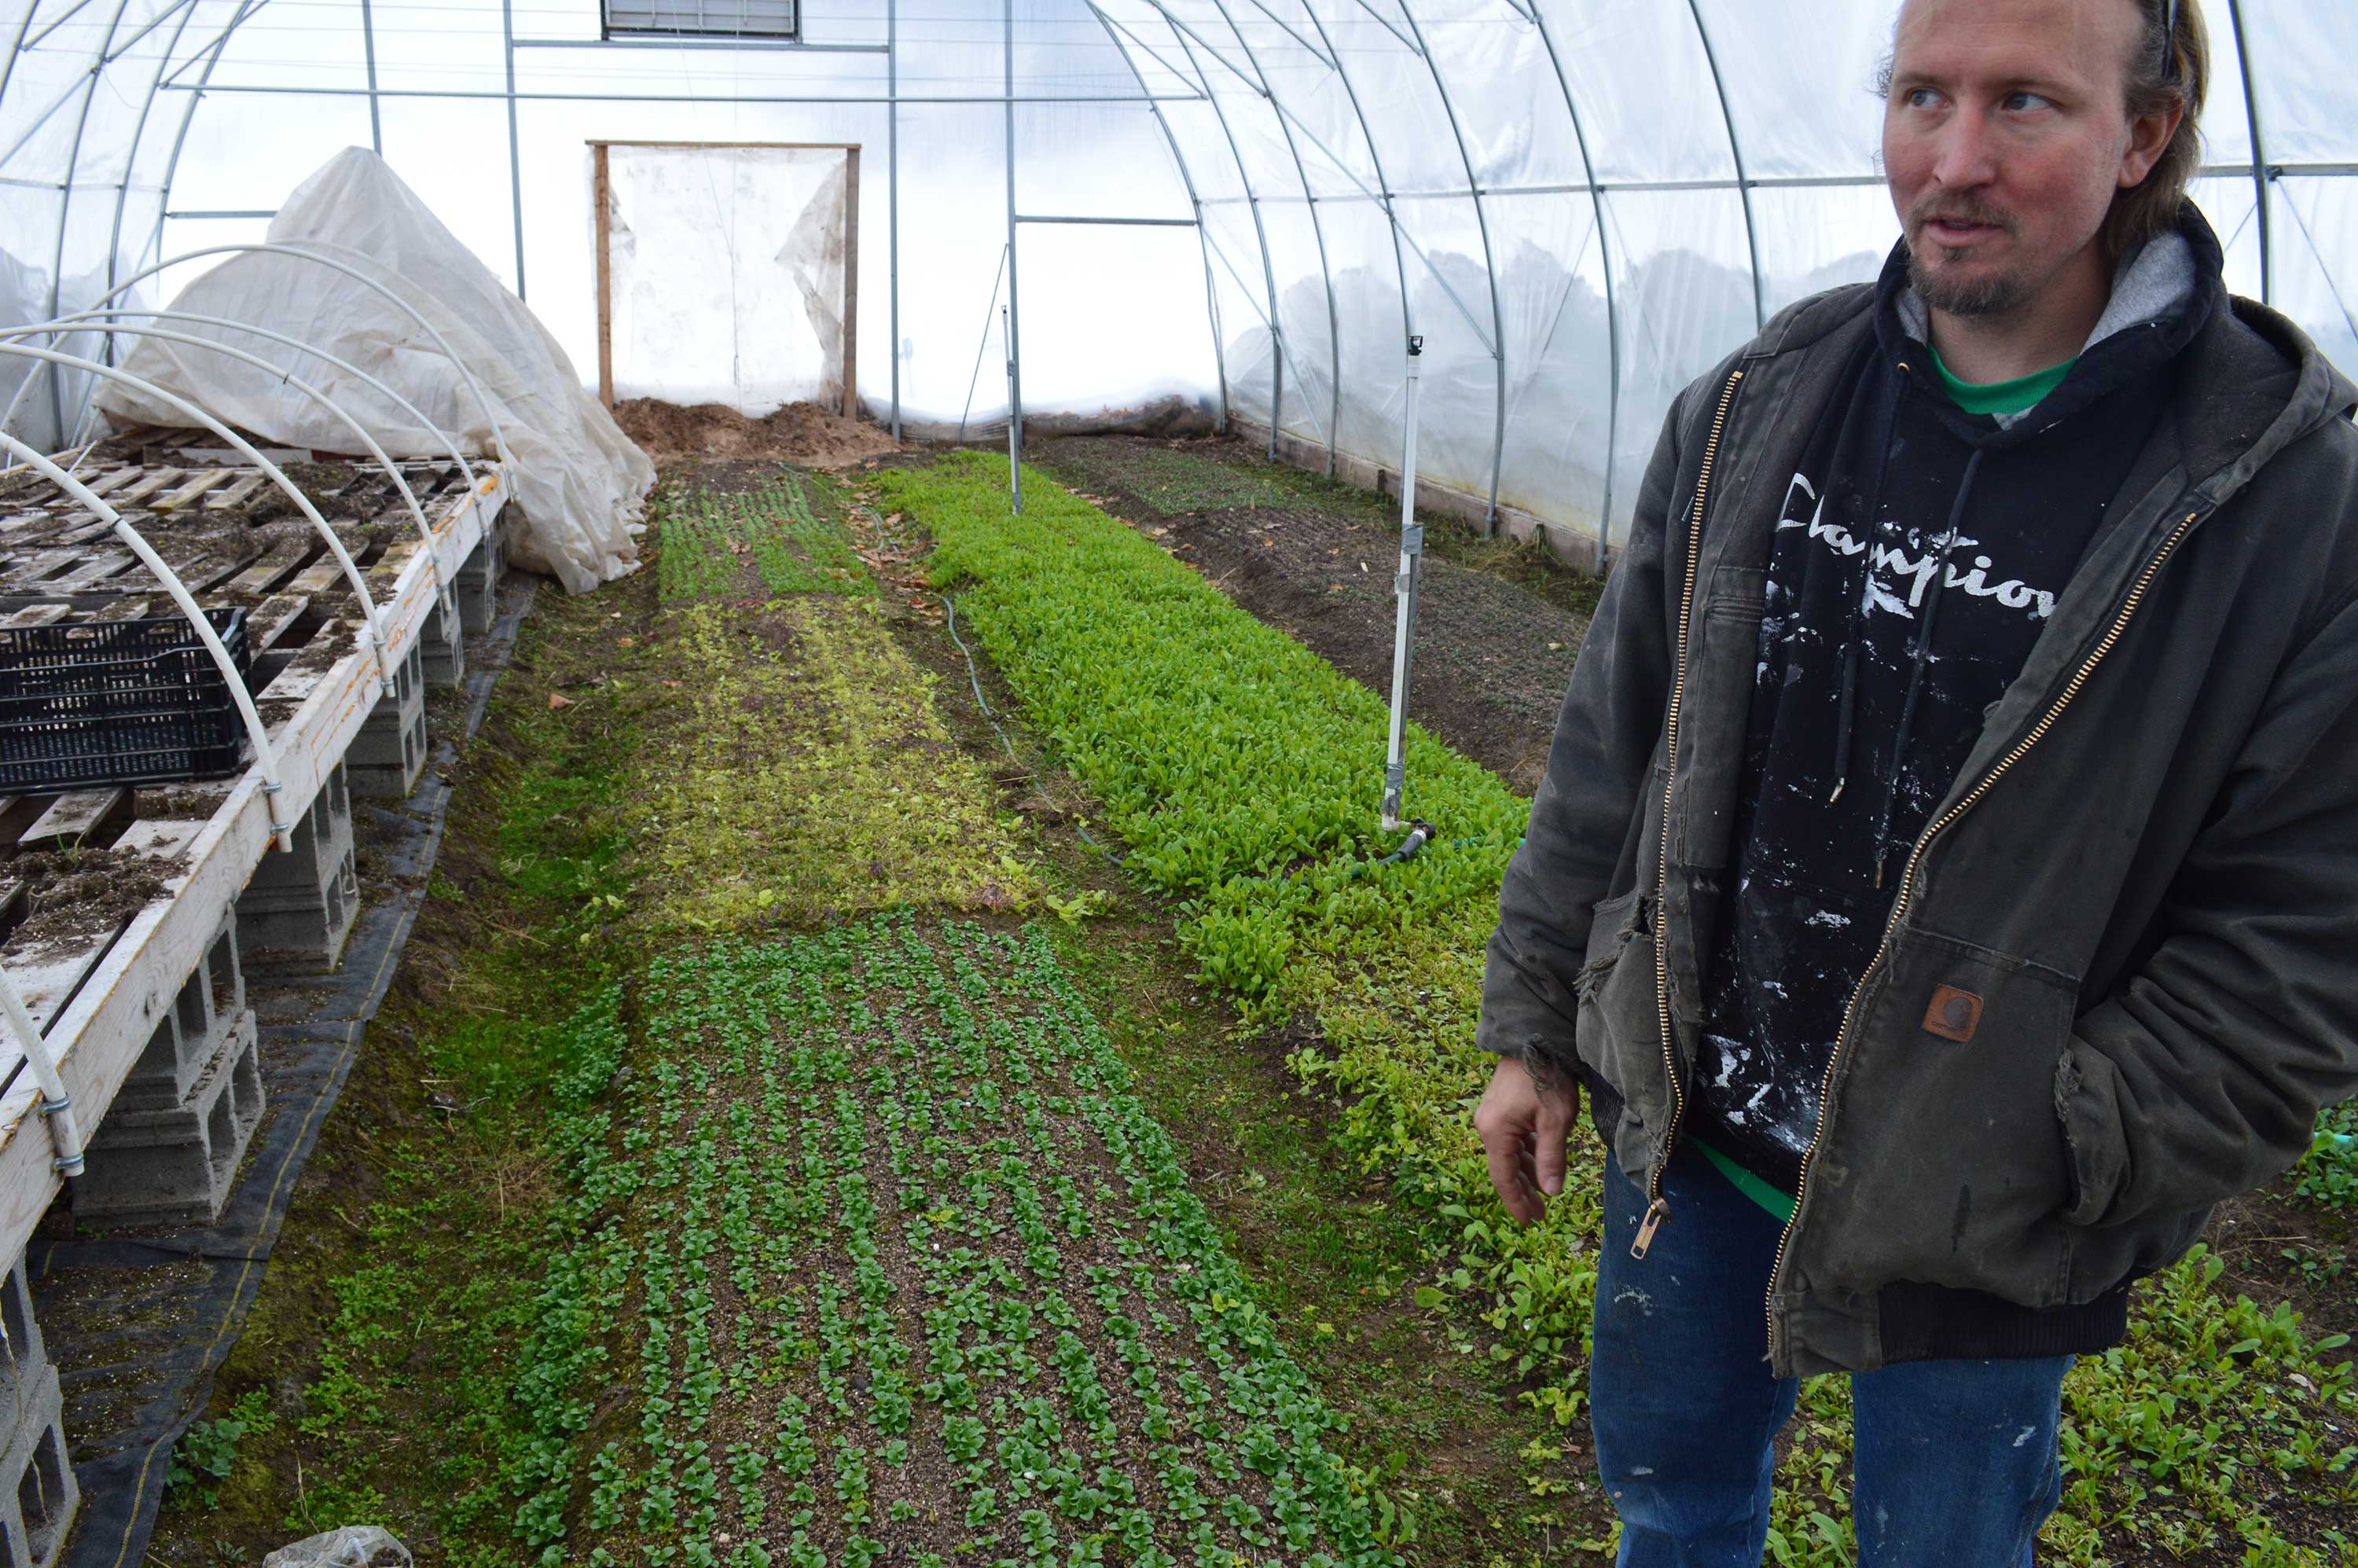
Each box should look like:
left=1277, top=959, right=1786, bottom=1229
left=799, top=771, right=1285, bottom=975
left=1758, top=507, right=2207, bottom=1351
left=1631, top=363, right=1745, bottom=1261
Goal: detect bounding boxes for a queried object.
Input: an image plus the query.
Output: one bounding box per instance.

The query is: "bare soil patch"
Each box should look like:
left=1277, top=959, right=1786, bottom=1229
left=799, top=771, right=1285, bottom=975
left=614, top=398, right=901, bottom=468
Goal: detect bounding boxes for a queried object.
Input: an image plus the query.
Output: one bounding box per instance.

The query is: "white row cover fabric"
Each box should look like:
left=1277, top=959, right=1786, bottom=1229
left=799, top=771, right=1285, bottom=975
left=94, top=149, right=652, bottom=592
left=0, top=0, right=2352, bottom=560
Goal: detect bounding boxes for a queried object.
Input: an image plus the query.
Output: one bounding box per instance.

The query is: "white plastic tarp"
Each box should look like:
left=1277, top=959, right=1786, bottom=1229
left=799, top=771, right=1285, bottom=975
left=94, top=148, right=651, bottom=593
left=604, top=143, right=850, bottom=415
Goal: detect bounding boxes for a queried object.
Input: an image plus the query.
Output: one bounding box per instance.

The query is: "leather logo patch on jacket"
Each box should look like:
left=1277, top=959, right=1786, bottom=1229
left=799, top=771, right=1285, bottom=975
left=1923, top=986, right=1983, bottom=1043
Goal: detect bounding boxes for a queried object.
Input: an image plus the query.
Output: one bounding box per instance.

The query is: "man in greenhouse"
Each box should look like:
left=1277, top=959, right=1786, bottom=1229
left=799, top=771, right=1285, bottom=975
left=1471, top=0, right=2358, bottom=1560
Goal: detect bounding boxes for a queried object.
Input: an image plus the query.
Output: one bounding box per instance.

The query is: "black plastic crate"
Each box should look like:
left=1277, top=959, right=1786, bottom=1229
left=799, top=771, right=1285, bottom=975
left=0, top=608, right=252, bottom=792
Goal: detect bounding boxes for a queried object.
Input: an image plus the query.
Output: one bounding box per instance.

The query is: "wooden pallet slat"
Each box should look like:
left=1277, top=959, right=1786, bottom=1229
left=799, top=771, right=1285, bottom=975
left=211, top=472, right=270, bottom=511
left=247, top=593, right=310, bottom=650
left=224, top=535, right=313, bottom=597
left=110, top=468, right=183, bottom=508
left=19, top=790, right=128, bottom=852
left=150, top=469, right=232, bottom=512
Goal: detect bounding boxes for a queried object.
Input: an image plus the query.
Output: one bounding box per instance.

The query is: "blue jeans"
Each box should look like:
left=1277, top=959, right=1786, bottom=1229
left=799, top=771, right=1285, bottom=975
left=1591, top=1143, right=2070, bottom=1567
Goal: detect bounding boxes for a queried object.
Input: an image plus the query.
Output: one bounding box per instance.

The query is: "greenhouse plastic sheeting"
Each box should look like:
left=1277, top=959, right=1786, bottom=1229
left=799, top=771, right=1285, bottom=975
left=0, top=0, right=2352, bottom=562
left=92, top=149, right=652, bottom=593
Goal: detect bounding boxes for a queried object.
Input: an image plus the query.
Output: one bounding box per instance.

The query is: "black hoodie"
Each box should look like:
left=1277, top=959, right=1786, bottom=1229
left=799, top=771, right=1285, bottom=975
left=1694, top=215, right=2228, bottom=1197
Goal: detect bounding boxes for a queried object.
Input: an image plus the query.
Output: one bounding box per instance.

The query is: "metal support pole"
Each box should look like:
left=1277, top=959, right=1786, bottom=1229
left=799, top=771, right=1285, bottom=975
left=101, top=0, right=200, bottom=321
left=135, top=0, right=256, bottom=293
left=503, top=0, right=527, bottom=297
left=1686, top=0, right=1764, bottom=329
left=1530, top=0, right=1622, bottom=564
left=362, top=0, right=384, bottom=152
left=1393, top=0, right=1504, bottom=534
left=2224, top=0, right=2271, bottom=305
left=1003, top=0, right=1023, bottom=491
left=45, top=0, right=134, bottom=445
left=1207, top=0, right=1338, bottom=477
left=1162, top=20, right=1282, bottom=458
left=1080, top=0, right=1231, bottom=435
left=1004, top=307, right=1022, bottom=515
left=888, top=0, right=901, bottom=441
left=1298, top=0, right=1412, bottom=422
left=1382, top=334, right=1424, bottom=831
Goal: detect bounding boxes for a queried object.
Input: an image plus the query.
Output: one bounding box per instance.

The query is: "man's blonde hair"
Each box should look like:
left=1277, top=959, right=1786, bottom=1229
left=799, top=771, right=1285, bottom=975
left=2107, top=0, right=2209, bottom=260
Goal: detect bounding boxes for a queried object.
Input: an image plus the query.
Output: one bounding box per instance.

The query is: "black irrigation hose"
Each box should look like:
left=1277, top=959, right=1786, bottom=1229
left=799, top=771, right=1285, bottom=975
left=942, top=593, right=1126, bottom=868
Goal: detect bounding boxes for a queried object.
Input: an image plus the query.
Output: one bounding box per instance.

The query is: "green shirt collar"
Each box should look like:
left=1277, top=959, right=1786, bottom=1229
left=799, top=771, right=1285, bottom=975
left=1930, top=346, right=2077, bottom=418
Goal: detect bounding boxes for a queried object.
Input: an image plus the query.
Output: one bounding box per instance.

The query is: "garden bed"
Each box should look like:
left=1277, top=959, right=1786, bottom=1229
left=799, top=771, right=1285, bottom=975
left=142, top=454, right=2358, bottom=1568
left=1027, top=436, right=1598, bottom=794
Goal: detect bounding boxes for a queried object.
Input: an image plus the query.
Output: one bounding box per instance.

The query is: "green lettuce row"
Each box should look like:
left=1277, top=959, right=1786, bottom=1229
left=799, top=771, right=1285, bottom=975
left=878, top=452, right=1526, bottom=999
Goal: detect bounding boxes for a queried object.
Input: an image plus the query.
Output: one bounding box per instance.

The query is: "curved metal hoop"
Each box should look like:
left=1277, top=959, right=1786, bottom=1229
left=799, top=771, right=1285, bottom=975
left=0, top=321, right=444, bottom=597
left=2, top=242, right=512, bottom=476
left=0, top=428, right=292, bottom=854
left=0, top=343, right=399, bottom=692
left=35, top=306, right=480, bottom=499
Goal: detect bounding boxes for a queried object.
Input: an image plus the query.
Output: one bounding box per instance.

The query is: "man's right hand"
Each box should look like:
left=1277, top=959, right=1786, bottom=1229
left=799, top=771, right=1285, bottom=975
left=1473, top=1055, right=1581, bottom=1225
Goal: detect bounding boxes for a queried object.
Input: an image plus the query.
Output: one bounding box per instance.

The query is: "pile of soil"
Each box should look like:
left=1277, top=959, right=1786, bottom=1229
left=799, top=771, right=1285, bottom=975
left=613, top=398, right=900, bottom=468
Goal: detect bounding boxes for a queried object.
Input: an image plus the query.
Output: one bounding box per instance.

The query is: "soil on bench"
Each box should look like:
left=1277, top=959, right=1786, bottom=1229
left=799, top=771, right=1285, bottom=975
left=1030, top=435, right=1600, bottom=795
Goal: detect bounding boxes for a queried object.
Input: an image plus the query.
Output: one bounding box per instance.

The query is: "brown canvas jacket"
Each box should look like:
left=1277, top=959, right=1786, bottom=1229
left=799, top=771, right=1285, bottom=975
left=1478, top=267, right=2358, bottom=1377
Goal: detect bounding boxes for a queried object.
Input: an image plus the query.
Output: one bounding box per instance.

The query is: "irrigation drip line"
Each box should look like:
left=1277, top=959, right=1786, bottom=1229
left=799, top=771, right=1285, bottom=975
left=942, top=593, right=1126, bottom=868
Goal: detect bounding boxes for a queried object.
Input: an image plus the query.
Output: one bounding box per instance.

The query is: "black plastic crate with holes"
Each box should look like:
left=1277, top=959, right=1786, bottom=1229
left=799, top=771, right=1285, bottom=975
left=0, top=608, right=252, bottom=791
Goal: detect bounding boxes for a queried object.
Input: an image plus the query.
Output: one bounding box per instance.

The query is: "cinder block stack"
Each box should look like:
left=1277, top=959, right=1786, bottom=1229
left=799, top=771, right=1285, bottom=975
left=236, top=761, right=358, bottom=969
left=0, top=1258, right=76, bottom=1568
left=75, top=909, right=265, bottom=1227
left=348, top=640, right=427, bottom=800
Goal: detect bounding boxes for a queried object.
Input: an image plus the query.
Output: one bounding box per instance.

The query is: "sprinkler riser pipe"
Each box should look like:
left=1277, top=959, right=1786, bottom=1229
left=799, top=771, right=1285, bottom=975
left=1381, top=337, right=1423, bottom=828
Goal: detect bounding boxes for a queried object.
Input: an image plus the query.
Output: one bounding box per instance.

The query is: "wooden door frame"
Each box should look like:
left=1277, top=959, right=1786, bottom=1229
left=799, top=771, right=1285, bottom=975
left=590, top=139, right=861, bottom=419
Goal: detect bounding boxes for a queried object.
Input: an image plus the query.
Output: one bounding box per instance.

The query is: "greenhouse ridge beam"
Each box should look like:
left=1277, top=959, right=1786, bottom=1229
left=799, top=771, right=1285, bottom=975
left=508, top=35, right=890, bottom=52
left=1016, top=215, right=1196, bottom=226
left=156, top=83, right=1205, bottom=102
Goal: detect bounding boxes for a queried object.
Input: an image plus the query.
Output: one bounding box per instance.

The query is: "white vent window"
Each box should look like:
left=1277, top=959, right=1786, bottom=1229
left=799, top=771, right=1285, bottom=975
left=602, top=0, right=799, bottom=41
